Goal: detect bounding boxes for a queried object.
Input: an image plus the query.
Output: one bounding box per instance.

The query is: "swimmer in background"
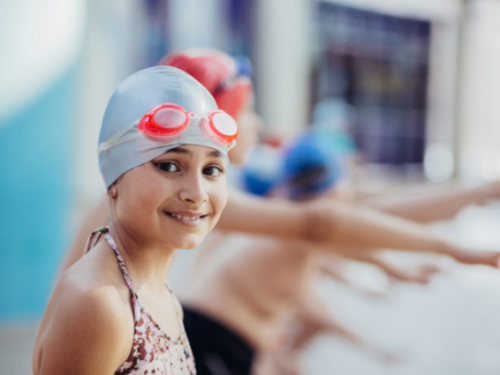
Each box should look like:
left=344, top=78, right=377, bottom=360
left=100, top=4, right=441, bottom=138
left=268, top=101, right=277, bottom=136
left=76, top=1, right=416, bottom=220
left=242, top=133, right=440, bottom=375
left=183, top=132, right=446, bottom=375
left=60, top=49, right=500, bottom=375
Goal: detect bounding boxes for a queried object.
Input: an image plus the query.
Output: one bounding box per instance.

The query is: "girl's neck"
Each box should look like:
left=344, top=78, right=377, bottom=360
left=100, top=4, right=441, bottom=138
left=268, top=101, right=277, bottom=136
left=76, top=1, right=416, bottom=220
left=108, top=222, right=175, bottom=292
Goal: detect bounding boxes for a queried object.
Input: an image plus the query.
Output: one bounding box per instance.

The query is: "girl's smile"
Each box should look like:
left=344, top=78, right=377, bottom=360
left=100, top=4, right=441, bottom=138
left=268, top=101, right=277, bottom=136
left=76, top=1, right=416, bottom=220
left=164, top=210, right=210, bottom=227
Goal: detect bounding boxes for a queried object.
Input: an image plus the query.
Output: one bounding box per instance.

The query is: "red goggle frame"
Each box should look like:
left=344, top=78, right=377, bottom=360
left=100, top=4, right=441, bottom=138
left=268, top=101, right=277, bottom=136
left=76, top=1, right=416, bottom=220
left=138, top=103, right=238, bottom=145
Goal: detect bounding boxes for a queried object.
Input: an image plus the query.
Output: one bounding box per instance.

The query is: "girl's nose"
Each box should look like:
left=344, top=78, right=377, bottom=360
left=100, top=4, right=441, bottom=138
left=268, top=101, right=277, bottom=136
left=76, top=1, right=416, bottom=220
left=179, top=171, right=209, bottom=205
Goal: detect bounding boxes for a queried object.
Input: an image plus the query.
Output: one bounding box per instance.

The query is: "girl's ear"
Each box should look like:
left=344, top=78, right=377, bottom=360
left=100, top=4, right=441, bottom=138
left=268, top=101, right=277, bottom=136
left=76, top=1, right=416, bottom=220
left=110, top=183, right=118, bottom=199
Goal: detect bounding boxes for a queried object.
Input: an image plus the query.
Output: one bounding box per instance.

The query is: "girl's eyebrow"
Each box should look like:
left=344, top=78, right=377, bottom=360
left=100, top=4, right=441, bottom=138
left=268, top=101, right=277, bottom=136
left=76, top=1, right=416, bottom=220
left=209, top=150, right=222, bottom=159
left=165, top=147, right=190, bottom=156
left=165, top=147, right=223, bottom=159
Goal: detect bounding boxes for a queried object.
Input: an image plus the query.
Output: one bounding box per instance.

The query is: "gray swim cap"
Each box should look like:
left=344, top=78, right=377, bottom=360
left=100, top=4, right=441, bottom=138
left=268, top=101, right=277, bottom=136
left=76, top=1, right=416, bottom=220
left=98, top=66, right=235, bottom=188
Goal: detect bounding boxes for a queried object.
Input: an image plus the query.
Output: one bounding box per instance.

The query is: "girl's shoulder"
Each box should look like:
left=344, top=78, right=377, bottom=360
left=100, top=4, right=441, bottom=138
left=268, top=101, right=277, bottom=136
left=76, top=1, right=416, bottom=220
left=62, top=238, right=131, bottom=302
left=33, top=241, right=134, bottom=374
left=51, top=237, right=133, bottom=332
left=56, top=267, right=131, bottom=330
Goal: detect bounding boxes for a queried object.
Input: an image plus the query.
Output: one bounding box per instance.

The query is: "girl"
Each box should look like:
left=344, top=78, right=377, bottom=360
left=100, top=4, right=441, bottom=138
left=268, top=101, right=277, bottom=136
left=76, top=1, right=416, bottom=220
left=32, top=66, right=239, bottom=374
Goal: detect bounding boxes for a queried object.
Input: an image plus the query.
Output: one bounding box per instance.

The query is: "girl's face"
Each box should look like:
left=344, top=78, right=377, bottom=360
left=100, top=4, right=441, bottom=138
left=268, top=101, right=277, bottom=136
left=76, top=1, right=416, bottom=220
left=111, top=145, right=228, bottom=250
left=228, top=92, right=263, bottom=165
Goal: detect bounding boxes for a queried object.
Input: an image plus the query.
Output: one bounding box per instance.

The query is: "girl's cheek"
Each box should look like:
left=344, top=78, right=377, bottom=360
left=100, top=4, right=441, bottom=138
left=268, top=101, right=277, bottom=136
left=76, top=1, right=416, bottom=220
left=214, top=183, right=228, bottom=212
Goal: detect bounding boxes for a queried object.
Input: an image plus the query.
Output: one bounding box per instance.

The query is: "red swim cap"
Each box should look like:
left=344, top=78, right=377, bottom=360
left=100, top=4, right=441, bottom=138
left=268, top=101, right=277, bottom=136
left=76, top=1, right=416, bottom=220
left=159, top=49, right=253, bottom=120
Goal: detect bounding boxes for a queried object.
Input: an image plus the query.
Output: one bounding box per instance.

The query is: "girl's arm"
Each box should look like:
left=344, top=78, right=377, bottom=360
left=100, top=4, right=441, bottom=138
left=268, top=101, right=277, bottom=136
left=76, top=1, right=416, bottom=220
left=33, top=281, right=131, bottom=375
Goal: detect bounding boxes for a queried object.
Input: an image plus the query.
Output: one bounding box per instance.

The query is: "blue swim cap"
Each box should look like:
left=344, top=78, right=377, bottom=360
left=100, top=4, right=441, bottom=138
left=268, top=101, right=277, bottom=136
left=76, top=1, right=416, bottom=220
left=280, top=131, right=343, bottom=201
left=242, top=145, right=282, bottom=196
left=98, top=66, right=231, bottom=188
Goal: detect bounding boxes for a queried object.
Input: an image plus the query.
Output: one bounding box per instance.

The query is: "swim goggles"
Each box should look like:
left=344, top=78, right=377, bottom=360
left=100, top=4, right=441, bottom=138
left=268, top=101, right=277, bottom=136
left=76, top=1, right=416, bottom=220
left=98, top=103, right=238, bottom=155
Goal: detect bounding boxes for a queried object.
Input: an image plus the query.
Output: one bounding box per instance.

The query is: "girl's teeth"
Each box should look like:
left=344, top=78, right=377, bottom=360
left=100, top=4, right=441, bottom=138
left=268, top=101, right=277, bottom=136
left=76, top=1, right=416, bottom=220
left=171, top=213, right=199, bottom=221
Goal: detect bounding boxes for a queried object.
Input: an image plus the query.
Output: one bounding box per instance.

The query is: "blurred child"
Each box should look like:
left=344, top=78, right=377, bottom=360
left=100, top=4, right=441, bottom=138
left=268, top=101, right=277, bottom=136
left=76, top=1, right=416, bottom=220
left=177, top=131, right=499, bottom=375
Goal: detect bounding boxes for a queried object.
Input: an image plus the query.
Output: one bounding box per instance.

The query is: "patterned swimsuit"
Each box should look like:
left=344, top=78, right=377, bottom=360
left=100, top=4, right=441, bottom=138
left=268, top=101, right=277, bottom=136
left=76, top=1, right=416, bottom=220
left=85, top=227, right=196, bottom=375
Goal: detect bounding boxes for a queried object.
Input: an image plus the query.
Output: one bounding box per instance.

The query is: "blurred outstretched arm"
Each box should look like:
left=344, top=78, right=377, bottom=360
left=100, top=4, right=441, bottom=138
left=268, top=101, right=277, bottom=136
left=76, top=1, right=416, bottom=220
left=315, top=254, right=391, bottom=298
left=222, top=190, right=499, bottom=264
left=59, top=188, right=500, bottom=276
left=360, top=180, right=500, bottom=223
left=322, top=250, right=441, bottom=285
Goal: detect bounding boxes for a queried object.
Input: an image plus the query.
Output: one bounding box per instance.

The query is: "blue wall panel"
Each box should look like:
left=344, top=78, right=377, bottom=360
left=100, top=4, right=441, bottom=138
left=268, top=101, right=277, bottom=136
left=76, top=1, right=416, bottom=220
left=0, top=66, right=78, bottom=322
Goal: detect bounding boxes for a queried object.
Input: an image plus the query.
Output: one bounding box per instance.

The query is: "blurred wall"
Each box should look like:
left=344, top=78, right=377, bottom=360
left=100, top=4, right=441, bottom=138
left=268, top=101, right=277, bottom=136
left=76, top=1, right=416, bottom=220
left=457, top=0, right=500, bottom=183
left=255, top=0, right=311, bottom=138
left=75, top=0, right=137, bottom=209
left=168, top=0, right=225, bottom=51
left=0, top=0, right=85, bottom=323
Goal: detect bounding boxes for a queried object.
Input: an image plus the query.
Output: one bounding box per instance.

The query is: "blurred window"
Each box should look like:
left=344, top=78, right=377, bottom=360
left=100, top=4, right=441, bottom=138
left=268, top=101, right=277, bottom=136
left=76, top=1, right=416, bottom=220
left=313, top=2, right=431, bottom=165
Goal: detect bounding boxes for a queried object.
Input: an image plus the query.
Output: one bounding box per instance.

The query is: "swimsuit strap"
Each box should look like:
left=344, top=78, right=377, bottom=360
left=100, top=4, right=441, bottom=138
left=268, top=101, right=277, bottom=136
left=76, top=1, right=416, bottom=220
left=103, top=232, right=138, bottom=296
left=84, top=226, right=141, bottom=322
left=165, top=279, right=184, bottom=328
left=84, top=226, right=109, bottom=255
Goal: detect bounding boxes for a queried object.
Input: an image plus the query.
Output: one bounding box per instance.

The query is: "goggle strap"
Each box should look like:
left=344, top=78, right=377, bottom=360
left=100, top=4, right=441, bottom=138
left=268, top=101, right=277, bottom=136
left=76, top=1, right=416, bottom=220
left=227, top=140, right=237, bottom=152
left=97, top=121, right=139, bottom=155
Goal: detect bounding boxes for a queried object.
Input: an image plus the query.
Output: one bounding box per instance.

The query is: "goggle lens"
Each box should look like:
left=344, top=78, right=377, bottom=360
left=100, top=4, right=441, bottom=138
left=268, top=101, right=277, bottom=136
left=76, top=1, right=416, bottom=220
left=139, top=104, right=190, bottom=137
left=212, top=112, right=238, bottom=136
left=154, top=107, right=188, bottom=129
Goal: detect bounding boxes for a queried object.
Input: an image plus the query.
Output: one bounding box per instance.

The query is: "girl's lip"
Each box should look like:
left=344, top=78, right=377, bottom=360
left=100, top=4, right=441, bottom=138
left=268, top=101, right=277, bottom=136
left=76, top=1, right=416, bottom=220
left=166, top=210, right=207, bottom=217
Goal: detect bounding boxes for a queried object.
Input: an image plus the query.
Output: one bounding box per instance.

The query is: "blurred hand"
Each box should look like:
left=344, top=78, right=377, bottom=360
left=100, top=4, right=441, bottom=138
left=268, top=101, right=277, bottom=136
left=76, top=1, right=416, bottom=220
left=369, top=346, right=404, bottom=365
left=381, top=262, right=441, bottom=284
left=473, top=180, right=500, bottom=204
left=449, top=248, right=500, bottom=267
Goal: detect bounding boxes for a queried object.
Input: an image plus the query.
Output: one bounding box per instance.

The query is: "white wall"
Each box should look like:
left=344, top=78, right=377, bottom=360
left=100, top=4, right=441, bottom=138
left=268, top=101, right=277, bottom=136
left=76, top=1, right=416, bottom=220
left=457, top=0, right=500, bottom=183
left=255, top=0, right=312, bottom=138
left=168, top=0, right=226, bottom=50
left=74, top=0, right=138, bottom=207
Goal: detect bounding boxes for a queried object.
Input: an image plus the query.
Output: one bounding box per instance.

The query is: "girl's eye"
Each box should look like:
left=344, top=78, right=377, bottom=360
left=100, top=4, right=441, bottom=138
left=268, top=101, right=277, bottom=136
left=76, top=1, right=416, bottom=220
left=156, top=162, right=179, bottom=172
left=203, top=166, right=222, bottom=177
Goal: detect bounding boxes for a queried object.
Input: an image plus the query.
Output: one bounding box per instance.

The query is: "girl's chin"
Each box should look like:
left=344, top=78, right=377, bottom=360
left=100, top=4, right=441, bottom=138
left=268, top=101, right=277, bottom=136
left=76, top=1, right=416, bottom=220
left=172, top=242, right=202, bottom=250
left=167, top=235, right=205, bottom=250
